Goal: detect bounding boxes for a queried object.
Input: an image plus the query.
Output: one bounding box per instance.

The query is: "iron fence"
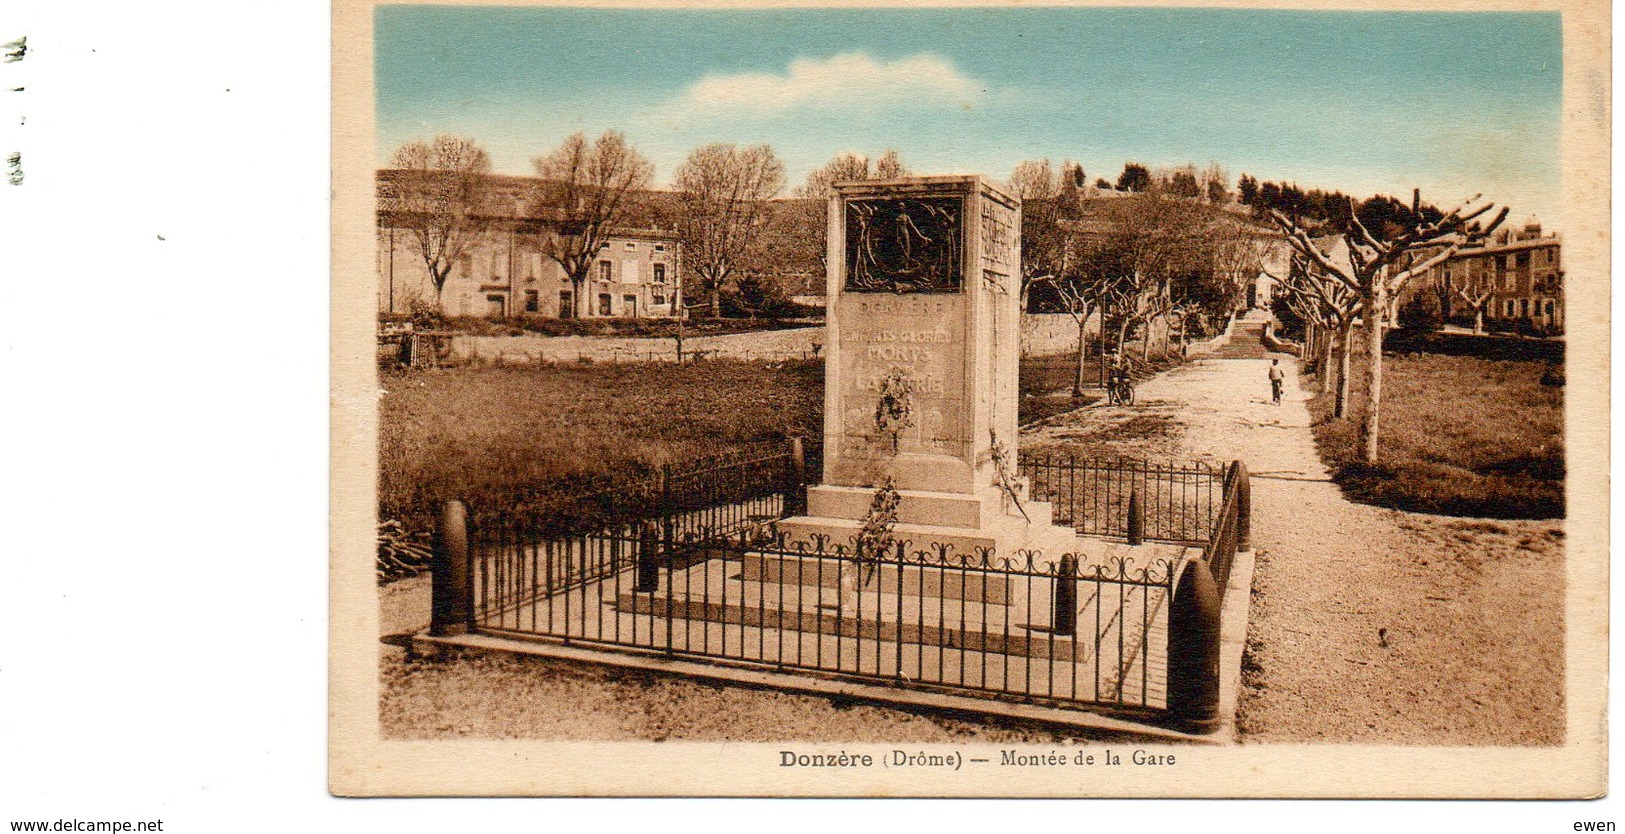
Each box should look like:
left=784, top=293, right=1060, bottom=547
left=1200, top=461, right=1249, bottom=591
left=428, top=450, right=1249, bottom=727
left=465, top=530, right=1179, bottom=713
left=1018, top=453, right=1226, bottom=544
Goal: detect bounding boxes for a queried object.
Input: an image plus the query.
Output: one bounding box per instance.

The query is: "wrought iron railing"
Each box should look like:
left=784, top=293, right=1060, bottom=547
left=465, top=530, right=1178, bottom=714
left=1018, top=453, right=1226, bottom=544
left=428, top=451, right=1251, bottom=729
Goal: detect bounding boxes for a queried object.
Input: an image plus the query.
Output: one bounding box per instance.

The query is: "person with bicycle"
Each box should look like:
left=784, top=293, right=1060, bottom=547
left=1107, top=351, right=1134, bottom=405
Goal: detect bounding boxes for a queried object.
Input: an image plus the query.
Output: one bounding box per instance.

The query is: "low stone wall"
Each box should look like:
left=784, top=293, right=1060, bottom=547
left=1185, top=315, right=1239, bottom=356
left=1021, top=312, right=1098, bottom=357
left=1261, top=321, right=1301, bottom=356
left=450, top=325, right=828, bottom=364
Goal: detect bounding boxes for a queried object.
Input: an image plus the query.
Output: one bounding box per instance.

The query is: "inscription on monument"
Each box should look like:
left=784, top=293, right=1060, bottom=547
left=845, top=197, right=964, bottom=293
left=838, top=295, right=966, bottom=459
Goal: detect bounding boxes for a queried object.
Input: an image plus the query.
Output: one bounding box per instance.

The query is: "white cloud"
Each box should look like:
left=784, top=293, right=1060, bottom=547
left=668, top=52, right=985, bottom=117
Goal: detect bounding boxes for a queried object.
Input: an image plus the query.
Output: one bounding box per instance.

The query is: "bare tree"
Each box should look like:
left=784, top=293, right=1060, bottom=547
left=1037, top=265, right=1116, bottom=398
left=1270, top=192, right=1506, bottom=463
left=387, top=135, right=493, bottom=305
left=872, top=149, right=909, bottom=179
left=1270, top=251, right=1359, bottom=415
left=674, top=143, right=787, bottom=317
left=1078, top=194, right=1229, bottom=361
left=1452, top=260, right=1496, bottom=334
left=1008, top=159, right=1083, bottom=311
left=794, top=151, right=910, bottom=282
left=533, top=130, right=655, bottom=318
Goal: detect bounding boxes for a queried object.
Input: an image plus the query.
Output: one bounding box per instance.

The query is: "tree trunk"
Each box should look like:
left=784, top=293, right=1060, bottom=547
left=1361, top=287, right=1385, bottom=463
left=1073, top=318, right=1088, bottom=398
left=1335, top=321, right=1353, bottom=419
left=1098, top=331, right=1108, bottom=391
left=710, top=285, right=722, bottom=319
left=1141, top=319, right=1152, bottom=363
left=1318, top=329, right=1332, bottom=393
left=1473, top=307, right=1484, bottom=334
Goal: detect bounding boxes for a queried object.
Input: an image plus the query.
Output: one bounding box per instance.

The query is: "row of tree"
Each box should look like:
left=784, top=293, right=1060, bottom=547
left=1267, top=190, right=1507, bottom=463
left=1007, top=159, right=1262, bottom=396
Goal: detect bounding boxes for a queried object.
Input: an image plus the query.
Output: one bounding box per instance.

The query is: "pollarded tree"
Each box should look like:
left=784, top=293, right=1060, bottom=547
left=674, top=142, right=787, bottom=317
left=533, top=130, right=655, bottom=318
left=1452, top=260, right=1496, bottom=334
left=1270, top=191, right=1506, bottom=463
left=387, top=135, right=493, bottom=304
left=1270, top=251, right=1359, bottom=416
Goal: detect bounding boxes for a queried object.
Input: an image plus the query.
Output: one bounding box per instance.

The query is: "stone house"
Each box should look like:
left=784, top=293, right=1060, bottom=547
left=1400, top=220, right=1563, bottom=330
left=376, top=170, right=682, bottom=319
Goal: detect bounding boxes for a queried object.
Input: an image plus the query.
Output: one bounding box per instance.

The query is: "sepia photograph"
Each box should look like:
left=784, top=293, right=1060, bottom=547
left=330, top=0, right=1609, bottom=798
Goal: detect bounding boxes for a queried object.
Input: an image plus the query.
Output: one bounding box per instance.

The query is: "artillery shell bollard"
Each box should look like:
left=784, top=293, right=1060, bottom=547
left=635, top=524, right=661, bottom=593
left=1168, top=559, right=1223, bottom=733
left=1052, top=555, right=1078, bottom=637
left=430, top=500, right=472, bottom=637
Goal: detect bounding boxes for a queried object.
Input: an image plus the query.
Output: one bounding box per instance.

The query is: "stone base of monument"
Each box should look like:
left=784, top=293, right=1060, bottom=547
left=773, top=483, right=1080, bottom=560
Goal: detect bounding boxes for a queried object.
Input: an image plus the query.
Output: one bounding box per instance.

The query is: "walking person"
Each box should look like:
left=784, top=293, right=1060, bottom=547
left=1268, top=358, right=1284, bottom=405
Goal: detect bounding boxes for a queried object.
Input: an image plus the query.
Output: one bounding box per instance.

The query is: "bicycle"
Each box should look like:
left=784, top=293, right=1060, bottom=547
left=1109, top=375, right=1136, bottom=406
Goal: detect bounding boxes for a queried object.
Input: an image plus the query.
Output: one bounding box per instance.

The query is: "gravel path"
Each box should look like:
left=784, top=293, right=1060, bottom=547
left=1034, top=355, right=1564, bottom=745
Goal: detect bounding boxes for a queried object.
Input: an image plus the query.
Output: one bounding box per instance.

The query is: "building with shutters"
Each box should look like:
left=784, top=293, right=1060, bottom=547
left=376, top=170, right=682, bottom=319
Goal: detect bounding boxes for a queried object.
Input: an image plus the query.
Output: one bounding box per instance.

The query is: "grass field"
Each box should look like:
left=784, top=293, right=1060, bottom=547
left=379, top=359, right=823, bottom=527
left=380, top=353, right=1110, bottom=529
left=1307, top=352, right=1564, bottom=518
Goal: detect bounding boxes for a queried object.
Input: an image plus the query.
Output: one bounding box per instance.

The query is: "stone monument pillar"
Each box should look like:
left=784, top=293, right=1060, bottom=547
left=776, top=175, right=1075, bottom=558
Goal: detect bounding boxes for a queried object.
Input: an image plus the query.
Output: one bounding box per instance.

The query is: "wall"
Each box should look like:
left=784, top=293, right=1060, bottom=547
left=1020, top=312, right=1099, bottom=357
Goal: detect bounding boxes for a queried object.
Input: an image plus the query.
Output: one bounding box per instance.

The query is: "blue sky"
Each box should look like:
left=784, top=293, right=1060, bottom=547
left=376, top=6, right=1562, bottom=226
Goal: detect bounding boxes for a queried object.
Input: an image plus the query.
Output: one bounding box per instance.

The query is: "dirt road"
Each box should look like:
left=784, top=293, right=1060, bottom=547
left=1035, top=354, right=1564, bottom=744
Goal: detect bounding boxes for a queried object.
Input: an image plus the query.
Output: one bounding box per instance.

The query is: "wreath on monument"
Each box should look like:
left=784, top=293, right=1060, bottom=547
left=853, top=476, right=901, bottom=587
left=988, top=428, right=1030, bottom=523
left=873, top=369, right=915, bottom=453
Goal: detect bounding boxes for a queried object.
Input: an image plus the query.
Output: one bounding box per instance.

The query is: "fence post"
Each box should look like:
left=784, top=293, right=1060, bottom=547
left=430, top=500, right=472, bottom=636
left=1052, top=554, right=1077, bottom=636
left=1126, top=488, right=1144, bottom=545
left=786, top=436, right=807, bottom=516
left=1168, top=558, right=1222, bottom=733
left=1232, top=461, right=1251, bottom=551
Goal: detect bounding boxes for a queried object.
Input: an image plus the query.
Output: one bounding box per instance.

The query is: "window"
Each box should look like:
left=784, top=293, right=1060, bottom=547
left=598, top=293, right=613, bottom=316
left=624, top=294, right=638, bottom=318
left=652, top=293, right=667, bottom=307
left=1520, top=298, right=1530, bottom=317
left=1505, top=300, right=1516, bottom=317
left=1545, top=300, right=1555, bottom=315
left=486, top=294, right=506, bottom=319
left=654, top=243, right=666, bottom=253
left=653, top=263, right=667, bottom=284
left=559, top=291, right=574, bottom=319
left=624, top=241, right=637, bottom=251
left=524, top=290, right=539, bottom=313
left=1516, top=252, right=1530, bottom=270
left=598, top=260, right=613, bottom=282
